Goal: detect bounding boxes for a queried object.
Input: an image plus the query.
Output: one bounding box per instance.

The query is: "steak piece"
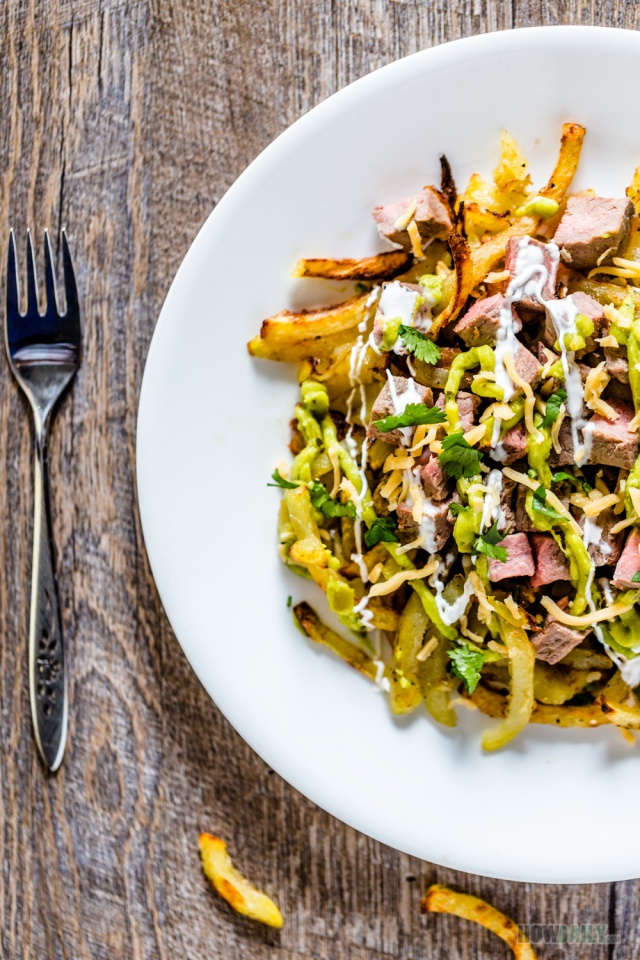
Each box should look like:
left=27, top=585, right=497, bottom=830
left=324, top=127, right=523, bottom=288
left=453, top=293, right=506, bottom=347
left=513, top=341, right=543, bottom=388
left=499, top=420, right=528, bottom=466
left=515, top=484, right=539, bottom=532
left=367, top=377, right=433, bottom=445
left=530, top=618, right=590, bottom=665
left=395, top=498, right=453, bottom=551
left=581, top=510, right=625, bottom=568
left=542, top=290, right=606, bottom=355
left=435, top=390, right=480, bottom=432
left=420, top=455, right=451, bottom=501
left=530, top=533, right=571, bottom=588
left=505, top=235, right=558, bottom=310
left=586, top=399, right=638, bottom=470
left=373, top=186, right=452, bottom=251
left=553, top=195, right=634, bottom=269
left=612, top=528, right=640, bottom=590
left=498, top=475, right=517, bottom=532
left=603, top=349, right=629, bottom=384
left=488, top=532, right=534, bottom=582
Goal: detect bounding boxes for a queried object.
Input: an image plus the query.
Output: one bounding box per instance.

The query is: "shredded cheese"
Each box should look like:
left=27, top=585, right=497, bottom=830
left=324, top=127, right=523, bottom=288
left=584, top=362, right=618, bottom=421
left=487, top=640, right=508, bottom=656
left=524, top=395, right=544, bottom=442
left=629, top=488, right=640, bottom=517
left=629, top=410, right=640, bottom=433
left=541, top=595, right=633, bottom=627
left=613, top=256, right=640, bottom=273
left=380, top=470, right=403, bottom=499
left=596, top=334, right=620, bottom=348
left=463, top=423, right=488, bottom=446
left=483, top=270, right=510, bottom=284
left=369, top=562, right=383, bottom=584
left=416, top=636, right=439, bottom=662
left=502, top=349, right=533, bottom=398
left=604, top=303, right=632, bottom=329
left=407, top=220, right=425, bottom=260
left=541, top=347, right=559, bottom=379
left=383, top=453, right=415, bottom=472
left=369, top=559, right=439, bottom=598
left=394, top=198, right=417, bottom=231
left=551, top=404, right=566, bottom=454
left=396, top=534, right=427, bottom=555
left=610, top=515, right=637, bottom=536
left=480, top=402, right=513, bottom=423
left=460, top=615, right=485, bottom=645
left=582, top=492, right=619, bottom=517
left=467, top=572, right=493, bottom=625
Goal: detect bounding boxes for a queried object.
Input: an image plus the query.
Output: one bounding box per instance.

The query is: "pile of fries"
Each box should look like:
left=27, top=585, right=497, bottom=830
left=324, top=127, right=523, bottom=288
left=249, top=123, right=640, bottom=749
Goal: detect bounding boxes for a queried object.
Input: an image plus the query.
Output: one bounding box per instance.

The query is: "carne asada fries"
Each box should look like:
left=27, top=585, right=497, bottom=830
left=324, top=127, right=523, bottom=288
left=199, top=834, right=284, bottom=929
left=251, top=123, right=640, bottom=748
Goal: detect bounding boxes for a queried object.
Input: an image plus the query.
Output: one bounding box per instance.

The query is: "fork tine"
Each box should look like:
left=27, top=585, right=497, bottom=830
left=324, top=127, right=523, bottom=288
left=43, top=229, right=59, bottom=318
left=6, top=229, right=20, bottom=318
left=61, top=230, right=78, bottom=319
left=26, top=229, right=40, bottom=317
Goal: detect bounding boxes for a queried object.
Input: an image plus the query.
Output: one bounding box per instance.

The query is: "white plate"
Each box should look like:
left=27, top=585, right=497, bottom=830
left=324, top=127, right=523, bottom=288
left=137, top=26, right=640, bottom=883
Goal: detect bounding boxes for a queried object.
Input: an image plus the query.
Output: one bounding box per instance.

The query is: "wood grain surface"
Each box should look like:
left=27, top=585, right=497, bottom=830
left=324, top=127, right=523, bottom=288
left=1, top=2, right=639, bottom=958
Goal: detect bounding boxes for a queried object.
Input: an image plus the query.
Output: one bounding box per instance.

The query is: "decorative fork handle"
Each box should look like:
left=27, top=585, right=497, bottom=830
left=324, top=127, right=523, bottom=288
left=29, top=424, right=68, bottom=772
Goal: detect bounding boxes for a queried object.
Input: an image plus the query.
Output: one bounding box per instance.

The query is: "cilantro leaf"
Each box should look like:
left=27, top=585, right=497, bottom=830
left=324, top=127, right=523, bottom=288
left=532, top=484, right=564, bottom=521
left=308, top=481, right=356, bottom=519
left=398, top=325, right=442, bottom=364
left=449, top=503, right=470, bottom=518
left=268, top=467, right=299, bottom=489
left=286, top=595, right=292, bottom=607
left=374, top=403, right=446, bottom=433
left=364, top=516, right=399, bottom=549
left=632, top=571, right=640, bottom=584
left=541, top=388, right=567, bottom=428
left=551, top=471, right=593, bottom=494
left=472, top=521, right=509, bottom=562
left=438, top=432, right=483, bottom=480
left=448, top=644, right=486, bottom=695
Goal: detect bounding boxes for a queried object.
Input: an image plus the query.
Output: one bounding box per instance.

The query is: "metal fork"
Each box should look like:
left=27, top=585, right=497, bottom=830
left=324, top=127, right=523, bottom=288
left=5, top=230, right=81, bottom=772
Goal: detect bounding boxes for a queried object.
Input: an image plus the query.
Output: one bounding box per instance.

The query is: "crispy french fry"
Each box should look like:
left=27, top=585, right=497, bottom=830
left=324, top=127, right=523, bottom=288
left=599, top=695, right=640, bottom=729
left=389, top=592, right=430, bottom=714
left=481, top=620, right=534, bottom=751
left=248, top=293, right=373, bottom=361
left=199, top=834, right=284, bottom=929
left=292, top=251, right=412, bottom=280
left=418, top=635, right=456, bottom=727
left=293, top=601, right=379, bottom=681
left=429, top=231, right=474, bottom=334
left=422, top=885, right=537, bottom=960
left=470, top=684, right=610, bottom=728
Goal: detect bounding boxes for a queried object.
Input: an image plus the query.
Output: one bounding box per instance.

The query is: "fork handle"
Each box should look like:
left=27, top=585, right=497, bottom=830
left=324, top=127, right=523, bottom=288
left=29, top=427, right=68, bottom=771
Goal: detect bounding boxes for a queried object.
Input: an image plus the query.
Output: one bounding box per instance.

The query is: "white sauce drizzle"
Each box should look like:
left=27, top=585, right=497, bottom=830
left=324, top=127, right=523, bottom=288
left=428, top=556, right=475, bottom=626
left=386, top=371, right=426, bottom=443
left=480, top=469, right=504, bottom=533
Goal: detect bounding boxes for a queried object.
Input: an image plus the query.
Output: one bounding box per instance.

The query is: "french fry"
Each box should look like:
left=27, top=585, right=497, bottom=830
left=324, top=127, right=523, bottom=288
left=481, top=620, right=534, bottom=751
left=248, top=293, right=373, bottom=361
left=429, top=231, right=474, bottom=334
left=292, top=251, right=412, bottom=280
left=599, top=695, right=640, bottom=729
left=470, top=684, right=610, bottom=728
left=199, top=834, right=284, bottom=929
left=293, top=601, right=379, bottom=681
left=422, top=885, right=537, bottom=960
left=419, top=635, right=456, bottom=727
left=389, top=592, right=430, bottom=714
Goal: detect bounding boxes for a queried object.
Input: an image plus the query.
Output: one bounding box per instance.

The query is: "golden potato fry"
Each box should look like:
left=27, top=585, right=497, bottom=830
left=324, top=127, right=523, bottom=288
left=422, top=885, right=537, bottom=960
left=292, top=251, right=412, bottom=280
left=199, top=834, right=284, bottom=929
left=470, top=684, right=610, bottom=728
left=430, top=231, right=474, bottom=333
left=481, top=620, right=534, bottom=751
left=293, top=601, right=379, bottom=681
left=599, top=695, right=640, bottom=729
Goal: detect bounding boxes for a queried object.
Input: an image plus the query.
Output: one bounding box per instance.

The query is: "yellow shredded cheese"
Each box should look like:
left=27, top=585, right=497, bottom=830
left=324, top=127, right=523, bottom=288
left=410, top=482, right=425, bottom=524
left=610, top=515, right=637, bottom=536
left=551, top=404, right=566, bottom=454
left=584, top=362, right=618, bottom=421
left=629, top=410, right=640, bottom=433
left=502, top=349, right=533, bottom=398
left=629, top=488, right=640, bottom=517
left=613, top=256, right=640, bottom=273
left=504, top=595, right=527, bottom=625
left=541, top=347, right=559, bottom=379
left=483, top=269, right=510, bottom=284
left=369, top=559, right=439, bottom=598
left=596, top=334, right=620, bottom=348
left=407, top=220, right=425, bottom=260
left=582, top=492, right=620, bottom=517
left=480, top=402, right=513, bottom=423
left=487, top=640, right=508, bottom=656
left=524, top=395, right=544, bottom=442
left=339, top=477, right=362, bottom=513
left=541, top=595, right=633, bottom=627
left=394, top=197, right=417, bottom=231
left=467, top=572, right=493, bottom=625
left=380, top=470, right=403, bottom=499
left=383, top=453, right=415, bottom=472
left=396, top=534, right=427, bottom=555
left=463, top=423, right=488, bottom=446
left=416, top=636, right=439, bottom=662
left=410, top=424, right=428, bottom=453
left=459, top=615, right=486, bottom=645
left=369, top=562, right=383, bottom=584
left=604, top=303, right=632, bottom=329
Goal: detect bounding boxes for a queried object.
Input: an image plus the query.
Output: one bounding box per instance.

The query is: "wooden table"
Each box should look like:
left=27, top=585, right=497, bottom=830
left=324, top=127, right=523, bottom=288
left=2, top=2, right=639, bottom=957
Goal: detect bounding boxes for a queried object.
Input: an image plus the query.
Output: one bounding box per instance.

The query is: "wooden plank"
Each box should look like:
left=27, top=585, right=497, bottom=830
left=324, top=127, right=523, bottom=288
left=0, top=0, right=638, bottom=957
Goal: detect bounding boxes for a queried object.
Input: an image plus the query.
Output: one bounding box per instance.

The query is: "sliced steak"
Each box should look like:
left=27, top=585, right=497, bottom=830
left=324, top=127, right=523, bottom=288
left=488, top=532, right=535, bottom=582
left=498, top=475, right=517, bottom=532
left=543, top=290, right=606, bottom=354
left=553, top=195, right=634, bottom=269
left=500, top=420, right=528, bottom=465
left=395, top=498, right=453, bottom=551
left=453, top=293, right=506, bottom=347
left=367, top=377, right=433, bottom=445
left=530, top=533, right=571, bottom=588
left=549, top=417, right=575, bottom=467
left=580, top=510, right=626, bottom=568
left=530, top=618, right=590, bottom=665
left=505, top=235, right=558, bottom=312
left=420, top=456, right=451, bottom=501
left=513, top=341, right=543, bottom=388
left=515, top=484, right=540, bottom=532
left=612, top=528, right=640, bottom=590
left=587, top=399, right=638, bottom=470
left=435, top=390, right=480, bottom=432
left=603, top=348, right=629, bottom=384
left=372, top=186, right=452, bottom=251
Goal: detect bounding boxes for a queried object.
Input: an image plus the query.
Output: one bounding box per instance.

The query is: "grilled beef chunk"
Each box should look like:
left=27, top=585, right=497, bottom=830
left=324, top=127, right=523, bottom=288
left=587, top=400, right=638, bottom=470
left=612, top=529, right=640, bottom=590
left=530, top=618, right=590, bottom=665
left=580, top=510, right=625, bottom=568
left=499, top=420, right=528, bottom=466
left=373, top=186, right=452, bottom=251
left=530, top=533, right=571, bottom=588
left=453, top=293, right=507, bottom=347
left=395, top=498, right=453, bottom=551
left=553, top=195, right=634, bottom=269
left=488, top=532, right=534, bottom=582
left=367, top=377, right=433, bottom=445
left=505, top=236, right=558, bottom=310
left=435, top=390, right=480, bottom=432
left=420, top=455, right=451, bottom=501
left=542, top=290, right=605, bottom=356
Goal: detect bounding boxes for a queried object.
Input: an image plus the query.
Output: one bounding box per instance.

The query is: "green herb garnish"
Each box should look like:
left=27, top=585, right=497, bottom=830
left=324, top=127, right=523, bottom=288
left=631, top=572, right=640, bottom=584
left=398, top=325, right=442, bottom=364
left=472, top=521, right=509, bottom=562
left=364, top=516, right=399, bottom=549
left=438, top=432, right=483, bottom=480
left=448, top=644, right=486, bottom=695
left=551, top=471, right=593, bottom=494
left=308, top=481, right=356, bottom=519
left=374, top=403, right=446, bottom=433
left=540, top=388, right=567, bottom=428
left=532, top=484, right=564, bottom=521
left=268, top=468, right=299, bottom=489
